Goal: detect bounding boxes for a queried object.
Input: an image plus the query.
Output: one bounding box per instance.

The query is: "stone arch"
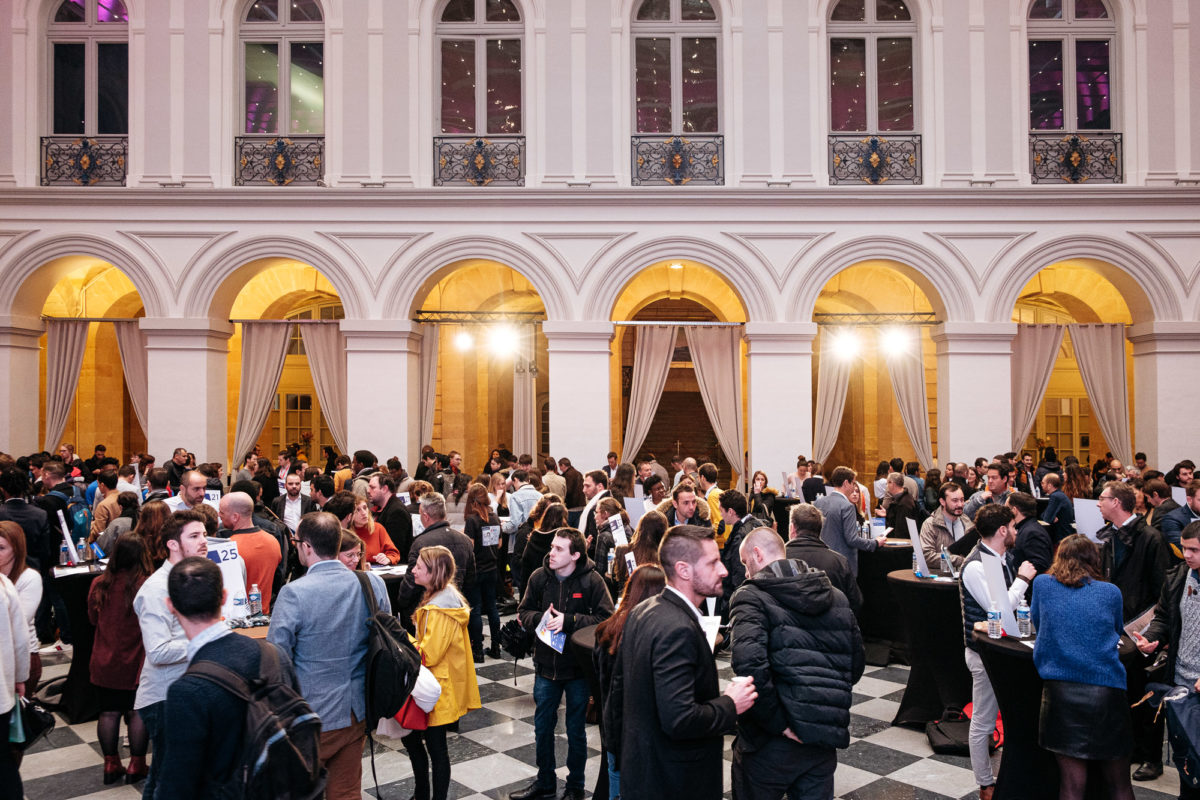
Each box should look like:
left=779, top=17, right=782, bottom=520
left=588, top=237, right=770, bottom=322
left=986, top=235, right=1178, bottom=323
left=792, top=236, right=965, bottom=322
left=419, top=0, right=543, bottom=27
left=186, top=235, right=367, bottom=319
left=817, top=0, right=928, bottom=22
left=619, top=0, right=726, bottom=23
left=383, top=235, right=568, bottom=320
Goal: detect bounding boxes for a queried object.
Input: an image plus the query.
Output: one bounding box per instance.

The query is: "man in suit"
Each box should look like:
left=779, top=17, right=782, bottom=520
left=367, top=473, right=413, bottom=561
left=665, top=482, right=701, bottom=526
left=0, top=467, right=52, bottom=571
left=271, top=472, right=316, bottom=534
left=814, top=467, right=887, bottom=577
left=1160, top=480, right=1200, bottom=549
left=394, top=492, right=476, bottom=622
left=1143, top=478, right=1181, bottom=530
left=578, top=470, right=610, bottom=555
left=613, top=525, right=758, bottom=800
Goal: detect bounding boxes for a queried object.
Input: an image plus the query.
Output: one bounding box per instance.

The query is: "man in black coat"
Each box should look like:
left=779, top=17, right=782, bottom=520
left=880, top=473, right=919, bottom=536
left=610, top=525, right=757, bottom=800
left=0, top=468, right=52, bottom=571
left=730, top=527, right=864, bottom=800
left=784, top=502, right=863, bottom=615
left=717, top=489, right=766, bottom=611
left=1005, top=491, right=1053, bottom=578
left=368, top=473, right=413, bottom=561
left=558, top=458, right=586, bottom=509
left=394, top=492, right=476, bottom=622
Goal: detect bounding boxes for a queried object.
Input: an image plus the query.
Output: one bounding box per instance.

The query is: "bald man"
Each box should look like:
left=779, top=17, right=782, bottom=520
left=218, top=491, right=282, bottom=613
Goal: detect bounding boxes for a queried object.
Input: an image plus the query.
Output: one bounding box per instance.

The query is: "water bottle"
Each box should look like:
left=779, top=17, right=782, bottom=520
left=248, top=584, right=262, bottom=616
left=1017, top=600, right=1032, bottom=638
left=939, top=551, right=951, bottom=576
left=607, top=550, right=615, bottom=576
left=77, top=538, right=89, bottom=563
left=987, top=603, right=1002, bottom=639
left=912, top=550, right=922, bottom=577
left=60, top=544, right=70, bottom=565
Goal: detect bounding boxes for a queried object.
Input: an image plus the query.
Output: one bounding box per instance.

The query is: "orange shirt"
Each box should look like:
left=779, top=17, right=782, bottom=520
left=355, top=521, right=401, bottom=565
left=230, top=529, right=282, bottom=613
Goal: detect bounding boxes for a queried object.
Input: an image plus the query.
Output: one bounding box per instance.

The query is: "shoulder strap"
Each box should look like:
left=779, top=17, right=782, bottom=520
left=188, top=639, right=278, bottom=701
left=355, top=570, right=380, bottom=617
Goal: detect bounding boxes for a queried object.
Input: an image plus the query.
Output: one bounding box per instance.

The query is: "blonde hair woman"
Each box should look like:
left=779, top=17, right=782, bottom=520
left=404, top=545, right=481, bottom=800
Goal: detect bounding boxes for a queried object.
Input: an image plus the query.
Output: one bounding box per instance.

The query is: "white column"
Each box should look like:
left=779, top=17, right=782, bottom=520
left=342, top=320, right=421, bottom=468
left=1129, top=322, right=1200, bottom=470
left=744, top=321, right=817, bottom=486
left=932, top=322, right=1017, bottom=464
left=544, top=321, right=613, bottom=466
left=0, top=316, right=44, bottom=455
left=141, top=318, right=232, bottom=464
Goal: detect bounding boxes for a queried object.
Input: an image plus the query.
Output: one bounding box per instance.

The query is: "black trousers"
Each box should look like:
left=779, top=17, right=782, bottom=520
left=731, top=736, right=837, bottom=800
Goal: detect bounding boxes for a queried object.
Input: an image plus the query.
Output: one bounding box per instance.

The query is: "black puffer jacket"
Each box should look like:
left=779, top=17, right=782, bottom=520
left=518, top=555, right=614, bottom=680
left=729, top=559, right=864, bottom=750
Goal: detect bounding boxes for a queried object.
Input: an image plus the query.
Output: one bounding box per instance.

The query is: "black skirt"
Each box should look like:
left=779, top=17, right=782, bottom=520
left=1039, top=680, right=1132, bottom=760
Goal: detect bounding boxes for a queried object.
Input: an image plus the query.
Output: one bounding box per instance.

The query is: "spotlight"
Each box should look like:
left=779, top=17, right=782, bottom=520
left=488, top=324, right=516, bottom=357
left=453, top=330, right=474, bottom=351
left=834, top=329, right=861, bottom=360
left=669, top=262, right=684, bottom=270
left=881, top=326, right=912, bottom=357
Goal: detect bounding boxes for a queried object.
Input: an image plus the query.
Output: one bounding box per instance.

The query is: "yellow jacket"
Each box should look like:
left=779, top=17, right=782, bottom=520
left=414, top=591, right=481, bottom=727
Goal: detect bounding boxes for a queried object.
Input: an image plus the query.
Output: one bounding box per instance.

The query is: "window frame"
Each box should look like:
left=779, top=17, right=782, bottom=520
left=1026, top=0, right=1116, bottom=133
left=826, top=0, right=918, bottom=135
left=630, top=0, right=722, bottom=135
left=46, top=0, right=129, bottom=136
left=434, top=0, right=525, bottom=136
left=238, top=0, right=326, bottom=137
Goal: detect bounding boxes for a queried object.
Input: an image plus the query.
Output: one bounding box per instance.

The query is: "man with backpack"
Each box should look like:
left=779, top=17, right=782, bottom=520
left=268, top=511, right=390, bottom=800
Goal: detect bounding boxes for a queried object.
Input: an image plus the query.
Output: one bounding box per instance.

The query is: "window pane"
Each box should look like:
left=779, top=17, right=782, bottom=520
left=245, top=42, right=280, bottom=133
left=486, top=39, right=521, bottom=133
left=98, top=0, right=128, bottom=22
left=440, top=39, right=476, bottom=133
left=441, top=0, right=474, bottom=22
left=54, top=0, right=84, bottom=23
left=1076, top=39, right=1111, bottom=129
left=245, top=0, right=279, bottom=22
left=831, top=0, right=866, bottom=22
left=1028, top=0, right=1063, bottom=19
left=680, top=37, right=718, bottom=133
left=1028, top=40, right=1064, bottom=129
left=97, top=43, right=128, bottom=134
left=636, top=0, right=670, bottom=21
left=291, top=0, right=323, bottom=22
left=1074, top=0, right=1109, bottom=19
left=53, top=42, right=85, bottom=134
left=486, top=0, right=520, bottom=22
left=634, top=37, right=672, bottom=133
left=289, top=42, right=324, bottom=134
left=876, top=37, right=913, bottom=131
left=681, top=0, right=717, bottom=21
left=876, top=0, right=911, bottom=22
left=830, top=37, right=867, bottom=131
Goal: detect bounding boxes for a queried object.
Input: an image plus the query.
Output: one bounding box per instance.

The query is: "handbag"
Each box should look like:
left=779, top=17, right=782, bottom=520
left=8, top=695, right=56, bottom=752
left=396, top=695, right=428, bottom=731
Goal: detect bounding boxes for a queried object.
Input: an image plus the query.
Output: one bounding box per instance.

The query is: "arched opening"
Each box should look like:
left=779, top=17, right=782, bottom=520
left=610, top=258, right=748, bottom=484
left=813, top=260, right=939, bottom=487
left=413, top=259, right=548, bottom=472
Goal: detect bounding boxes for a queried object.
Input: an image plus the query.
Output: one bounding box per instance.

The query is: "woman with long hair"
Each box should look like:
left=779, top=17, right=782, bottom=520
left=134, top=499, right=172, bottom=567
left=1031, top=534, right=1133, bottom=800
left=748, top=470, right=777, bottom=523
left=404, top=545, right=481, bottom=800
left=612, top=510, right=667, bottom=589
left=481, top=449, right=503, bottom=476
left=463, top=483, right=502, bottom=660
left=592, top=497, right=628, bottom=576
left=488, top=471, right=510, bottom=518
left=0, top=522, right=41, bottom=696
left=594, top=564, right=668, bottom=800
left=610, top=463, right=636, bottom=503
left=521, top=502, right=568, bottom=581
left=338, top=530, right=366, bottom=571
left=1064, top=464, right=1093, bottom=501
left=512, top=493, right=556, bottom=594
left=924, top=468, right=943, bottom=513
left=350, top=496, right=400, bottom=565
left=88, top=532, right=154, bottom=784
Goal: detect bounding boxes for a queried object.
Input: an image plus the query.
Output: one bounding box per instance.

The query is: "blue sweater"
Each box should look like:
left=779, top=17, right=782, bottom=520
left=1030, top=574, right=1126, bottom=691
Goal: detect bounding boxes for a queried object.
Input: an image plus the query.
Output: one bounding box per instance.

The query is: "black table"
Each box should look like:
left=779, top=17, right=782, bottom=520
left=857, top=542, right=914, bottom=659
left=54, top=566, right=104, bottom=723
left=886, top=569, right=972, bottom=728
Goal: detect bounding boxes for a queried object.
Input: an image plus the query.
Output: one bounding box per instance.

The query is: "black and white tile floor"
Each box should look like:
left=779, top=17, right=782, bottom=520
left=20, top=641, right=1184, bottom=800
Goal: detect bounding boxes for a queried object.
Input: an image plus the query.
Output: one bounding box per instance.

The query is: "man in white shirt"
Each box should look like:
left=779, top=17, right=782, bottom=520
left=165, top=470, right=218, bottom=513
left=271, top=472, right=313, bottom=534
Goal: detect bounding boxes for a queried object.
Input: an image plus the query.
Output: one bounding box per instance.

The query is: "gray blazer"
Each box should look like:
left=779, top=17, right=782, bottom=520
left=813, top=491, right=877, bottom=576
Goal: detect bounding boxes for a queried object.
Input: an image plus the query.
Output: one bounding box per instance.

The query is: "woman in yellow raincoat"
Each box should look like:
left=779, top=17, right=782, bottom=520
left=403, top=544, right=482, bottom=800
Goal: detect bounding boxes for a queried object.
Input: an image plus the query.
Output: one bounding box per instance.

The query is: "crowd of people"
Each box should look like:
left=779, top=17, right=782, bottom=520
left=0, top=441, right=1196, bottom=800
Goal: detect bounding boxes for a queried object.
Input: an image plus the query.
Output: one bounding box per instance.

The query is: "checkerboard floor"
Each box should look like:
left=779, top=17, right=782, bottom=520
left=20, top=633, right=1185, bottom=800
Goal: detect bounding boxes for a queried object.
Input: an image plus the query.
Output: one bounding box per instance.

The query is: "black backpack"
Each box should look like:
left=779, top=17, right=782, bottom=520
left=187, top=640, right=325, bottom=800
left=354, top=571, right=422, bottom=730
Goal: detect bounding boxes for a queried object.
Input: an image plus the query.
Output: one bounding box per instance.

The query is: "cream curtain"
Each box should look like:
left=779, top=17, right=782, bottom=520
left=512, top=328, right=538, bottom=457
left=620, top=325, right=677, bottom=464
left=884, top=345, right=935, bottom=469
left=112, top=321, right=150, bottom=438
left=300, top=324, right=348, bottom=454
left=1068, top=323, right=1133, bottom=465
left=1010, top=324, right=1064, bottom=451
left=232, top=323, right=291, bottom=464
left=685, top=327, right=745, bottom=486
left=419, top=323, right=439, bottom=448
left=812, top=336, right=852, bottom=464
left=42, top=320, right=90, bottom=452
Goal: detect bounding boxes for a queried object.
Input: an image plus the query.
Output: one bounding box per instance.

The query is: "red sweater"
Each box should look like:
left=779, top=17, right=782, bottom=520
left=355, top=521, right=401, bottom=565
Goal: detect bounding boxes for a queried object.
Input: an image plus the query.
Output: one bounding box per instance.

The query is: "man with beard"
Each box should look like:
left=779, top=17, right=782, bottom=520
left=920, top=482, right=973, bottom=572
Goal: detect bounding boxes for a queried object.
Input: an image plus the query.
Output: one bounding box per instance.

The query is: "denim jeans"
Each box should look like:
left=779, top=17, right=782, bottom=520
left=532, top=674, right=589, bottom=790
left=607, top=750, right=620, bottom=800
left=138, top=701, right=166, bottom=800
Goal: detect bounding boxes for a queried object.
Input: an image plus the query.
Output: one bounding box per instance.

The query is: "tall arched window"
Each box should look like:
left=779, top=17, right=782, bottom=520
left=630, top=0, right=723, bottom=186
left=827, top=0, right=921, bottom=185
left=43, top=0, right=129, bottom=185
left=433, top=0, right=525, bottom=186
left=1027, top=0, right=1121, bottom=183
left=236, top=0, right=325, bottom=185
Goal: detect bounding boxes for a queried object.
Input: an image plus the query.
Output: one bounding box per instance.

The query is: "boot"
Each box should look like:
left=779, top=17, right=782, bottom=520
left=103, top=755, right=125, bottom=785
left=125, top=754, right=149, bottom=783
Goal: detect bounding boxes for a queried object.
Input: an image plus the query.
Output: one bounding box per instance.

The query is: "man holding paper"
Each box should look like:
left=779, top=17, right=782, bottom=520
left=958, top=504, right=1036, bottom=800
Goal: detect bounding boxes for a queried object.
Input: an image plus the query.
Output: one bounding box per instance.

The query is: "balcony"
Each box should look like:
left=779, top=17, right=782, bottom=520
left=235, top=136, right=324, bottom=186
left=433, top=136, right=525, bottom=186
left=1030, top=132, right=1122, bottom=184
left=631, top=135, right=724, bottom=186
left=829, top=134, right=922, bottom=185
left=41, top=136, right=127, bottom=186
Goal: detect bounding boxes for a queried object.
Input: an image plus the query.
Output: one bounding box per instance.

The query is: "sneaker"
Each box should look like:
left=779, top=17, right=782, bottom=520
left=38, top=640, right=72, bottom=656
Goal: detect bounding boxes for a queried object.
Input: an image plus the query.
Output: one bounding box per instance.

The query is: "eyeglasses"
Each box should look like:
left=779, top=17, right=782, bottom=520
left=1098, top=494, right=1114, bottom=502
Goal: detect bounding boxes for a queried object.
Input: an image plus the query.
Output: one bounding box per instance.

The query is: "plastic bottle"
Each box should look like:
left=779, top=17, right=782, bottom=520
left=939, top=551, right=951, bottom=576
left=248, top=584, right=262, bottom=616
left=77, top=538, right=89, bottom=563
left=607, top=550, right=615, bottom=576
left=987, top=603, right=1002, bottom=639
left=912, top=550, right=922, bottom=577
left=1017, top=599, right=1032, bottom=638
left=60, top=544, right=70, bottom=565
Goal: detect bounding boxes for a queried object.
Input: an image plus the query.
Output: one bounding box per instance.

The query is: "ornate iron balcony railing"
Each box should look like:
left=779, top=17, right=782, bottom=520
left=1030, top=132, right=1122, bottom=184
left=433, top=136, right=525, bottom=186
left=41, top=136, right=127, bottom=186
left=235, top=136, right=324, bottom=186
left=828, top=134, right=922, bottom=185
left=631, top=135, right=724, bottom=186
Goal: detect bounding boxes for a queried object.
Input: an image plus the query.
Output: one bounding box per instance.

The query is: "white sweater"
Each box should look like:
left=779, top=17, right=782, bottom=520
left=0, top=574, right=30, bottom=714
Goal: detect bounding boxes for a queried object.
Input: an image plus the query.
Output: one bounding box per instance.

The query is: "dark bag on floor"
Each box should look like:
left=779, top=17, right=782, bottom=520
left=498, top=617, right=533, bottom=660
left=926, top=717, right=972, bottom=756
left=355, top=571, right=422, bottom=729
